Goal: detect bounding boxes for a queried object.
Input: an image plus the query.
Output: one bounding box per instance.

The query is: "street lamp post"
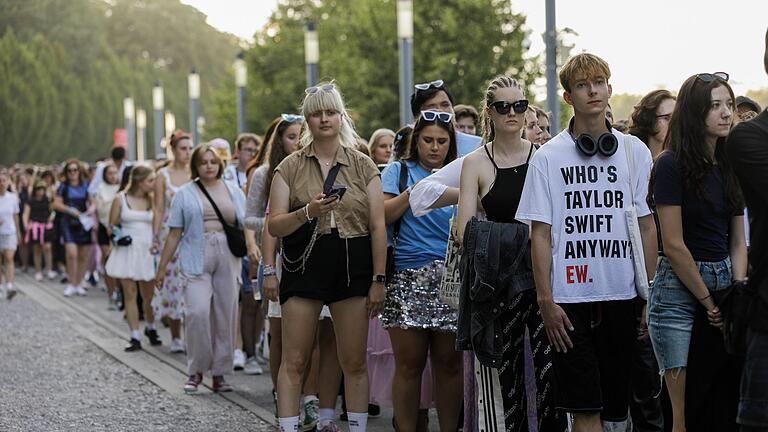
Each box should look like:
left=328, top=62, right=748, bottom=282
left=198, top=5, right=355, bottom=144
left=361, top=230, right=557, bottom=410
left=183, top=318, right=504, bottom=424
left=136, top=108, right=147, bottom=161
left=188, top=69, right=201, bottom=145
left=545, top=0, right=559, bottom=131
left=304, top=22, right=319, bottom=87
left=123, top=97, right=135, bottom=161
left=164, top=111, right=176, bottom=159
left=234, top=52, right=247, bottom=134
left=152, top=82, right=165, bottom=159
left=397, top=0, right=414, bottom=127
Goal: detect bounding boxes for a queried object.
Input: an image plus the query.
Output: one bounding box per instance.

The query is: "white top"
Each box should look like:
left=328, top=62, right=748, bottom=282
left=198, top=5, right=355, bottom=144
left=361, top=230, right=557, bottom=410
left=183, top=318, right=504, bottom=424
left=88, top=160, right=131, bottom=197
left=223, top=164, right=248, bottom=190
left=408, top=156, right=466, bottom=217
left=95, top=183, right=120, bottom=227
left=118, top=194, right=153, bottom=241
left=515, top=128, right=653, bottom=303
left=0, top=191, right=19, bottom=235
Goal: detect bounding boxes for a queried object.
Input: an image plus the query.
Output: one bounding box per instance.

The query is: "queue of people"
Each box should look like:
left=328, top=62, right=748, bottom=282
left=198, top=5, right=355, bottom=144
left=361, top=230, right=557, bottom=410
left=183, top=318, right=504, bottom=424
left=2, top=30, right=768, bottom=432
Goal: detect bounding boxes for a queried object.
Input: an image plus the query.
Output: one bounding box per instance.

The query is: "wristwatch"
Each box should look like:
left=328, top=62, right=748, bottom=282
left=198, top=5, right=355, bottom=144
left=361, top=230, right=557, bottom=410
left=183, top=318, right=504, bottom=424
left=372, top=274, right=386, bottom=284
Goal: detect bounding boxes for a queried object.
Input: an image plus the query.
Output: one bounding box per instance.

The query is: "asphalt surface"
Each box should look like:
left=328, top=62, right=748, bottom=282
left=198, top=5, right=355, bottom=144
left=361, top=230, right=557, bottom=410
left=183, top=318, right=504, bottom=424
left=0, top=279, right=271, bottom=432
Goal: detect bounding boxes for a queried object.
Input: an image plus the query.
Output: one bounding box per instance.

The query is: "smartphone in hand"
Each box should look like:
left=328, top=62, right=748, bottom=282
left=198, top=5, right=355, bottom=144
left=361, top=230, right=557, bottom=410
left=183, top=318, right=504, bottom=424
left=326, top=184, right=348, bottom=201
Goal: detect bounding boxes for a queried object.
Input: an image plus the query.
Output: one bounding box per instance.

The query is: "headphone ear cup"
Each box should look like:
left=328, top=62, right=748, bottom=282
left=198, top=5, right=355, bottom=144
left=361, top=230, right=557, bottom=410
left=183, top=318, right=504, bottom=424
left=576, top=134, right=598, bottom=157
left=597, top=133, right=618, bottom=157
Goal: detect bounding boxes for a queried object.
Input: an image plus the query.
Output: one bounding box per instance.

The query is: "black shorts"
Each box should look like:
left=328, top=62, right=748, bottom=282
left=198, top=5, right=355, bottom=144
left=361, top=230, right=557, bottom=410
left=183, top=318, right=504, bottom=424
left=97, top=223, right=111, bottom=246
left=280, top=229, right=372, bottom=305
left=551, top=298, right=636, bottom=421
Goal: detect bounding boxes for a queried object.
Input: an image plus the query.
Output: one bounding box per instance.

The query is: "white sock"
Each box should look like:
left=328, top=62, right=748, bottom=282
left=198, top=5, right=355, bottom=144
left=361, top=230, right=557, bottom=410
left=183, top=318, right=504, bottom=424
left=147, top=323, right=156, bottom=331
left=347, top=412, right=368, bottom=432
left=318, top=408, right=335, bottom=428
left=278, top=416, right=300, bottom=432
left=303, top=394, right=319, bottom=404
left=131, top=330, right=141, bottom=340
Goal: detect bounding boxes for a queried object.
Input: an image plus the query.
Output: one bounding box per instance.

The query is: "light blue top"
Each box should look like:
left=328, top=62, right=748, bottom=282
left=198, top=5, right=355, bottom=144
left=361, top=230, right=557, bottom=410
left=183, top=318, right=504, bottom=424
left=167, top=180, right=246, bottom=276
left=382, top=160, right=452, bottom=271
left=456, top=131, right=482, bottom=157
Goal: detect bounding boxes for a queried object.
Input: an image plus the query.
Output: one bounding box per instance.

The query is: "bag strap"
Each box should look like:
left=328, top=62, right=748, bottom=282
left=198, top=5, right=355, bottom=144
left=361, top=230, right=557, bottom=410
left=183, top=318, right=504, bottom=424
left=624, top=135, right=636, bottom=209
left=195, top=180, right=234, bottom=228
left=323, top=163, right=343, bottom=195
left=392, top=160, right=409, bottom=244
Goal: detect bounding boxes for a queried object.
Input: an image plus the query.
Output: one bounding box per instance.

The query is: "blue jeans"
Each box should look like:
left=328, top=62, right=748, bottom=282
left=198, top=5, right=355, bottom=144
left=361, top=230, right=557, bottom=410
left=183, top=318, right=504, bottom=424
left=648, top=256, right=732, bottom=372
left=739, top=329, right=768, bottom=430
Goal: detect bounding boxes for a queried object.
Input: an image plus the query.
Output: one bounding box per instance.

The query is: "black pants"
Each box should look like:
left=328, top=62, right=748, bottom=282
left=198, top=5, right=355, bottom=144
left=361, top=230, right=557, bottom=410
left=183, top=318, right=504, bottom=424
left=685, top=305, right=742, bottom=432
left=497, top=290, right=566, bottom=432
left=630, top=301, right=665, bottom=432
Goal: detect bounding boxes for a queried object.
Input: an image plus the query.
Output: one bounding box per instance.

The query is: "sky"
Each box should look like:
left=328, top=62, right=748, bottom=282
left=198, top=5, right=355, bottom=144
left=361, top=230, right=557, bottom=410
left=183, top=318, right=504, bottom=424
left=181, top=0, right=767, bottom=97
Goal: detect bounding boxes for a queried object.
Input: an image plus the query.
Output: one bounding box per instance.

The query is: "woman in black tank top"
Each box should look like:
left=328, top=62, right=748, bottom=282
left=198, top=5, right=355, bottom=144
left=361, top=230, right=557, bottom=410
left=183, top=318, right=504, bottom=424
left=456, top=75, right=565, bottom=431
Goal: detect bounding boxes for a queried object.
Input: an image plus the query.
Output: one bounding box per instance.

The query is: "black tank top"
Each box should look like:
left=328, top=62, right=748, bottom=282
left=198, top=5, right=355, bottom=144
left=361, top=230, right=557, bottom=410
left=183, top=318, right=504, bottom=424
left=28, top=196, right=51, bottom=222
left=480, top=143, right=534, bottom=224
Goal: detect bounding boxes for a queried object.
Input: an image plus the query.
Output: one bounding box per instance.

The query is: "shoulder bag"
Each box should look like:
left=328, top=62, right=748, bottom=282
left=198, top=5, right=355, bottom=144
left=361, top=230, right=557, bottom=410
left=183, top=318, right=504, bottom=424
left=385, top=161, right=408, bottom=285
left=195, top=180, right=247, bottom=258
left=623, top=136, right=650, bottom=300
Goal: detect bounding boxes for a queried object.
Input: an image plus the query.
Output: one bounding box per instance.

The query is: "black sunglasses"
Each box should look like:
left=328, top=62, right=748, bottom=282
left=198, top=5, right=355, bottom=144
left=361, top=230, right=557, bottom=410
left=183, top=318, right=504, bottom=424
left=696, top=72, right=729, bottom=83
left=490, top=99, right=529, bottom=115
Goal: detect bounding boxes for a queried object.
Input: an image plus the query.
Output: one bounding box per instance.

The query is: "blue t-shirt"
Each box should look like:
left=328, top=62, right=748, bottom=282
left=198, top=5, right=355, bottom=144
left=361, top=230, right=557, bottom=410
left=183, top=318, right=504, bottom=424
left=456, top=132, right=482, bottom=157
left=381, top=160, right=452, bottom=271
left=57, top=182, right=90, bottom=211
left=653, top=151, right=742, bottom=262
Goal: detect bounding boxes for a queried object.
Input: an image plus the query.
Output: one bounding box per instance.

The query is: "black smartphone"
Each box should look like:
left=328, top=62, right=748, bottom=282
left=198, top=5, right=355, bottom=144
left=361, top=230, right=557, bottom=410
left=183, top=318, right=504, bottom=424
left=326, top=184, right=348, bottom=201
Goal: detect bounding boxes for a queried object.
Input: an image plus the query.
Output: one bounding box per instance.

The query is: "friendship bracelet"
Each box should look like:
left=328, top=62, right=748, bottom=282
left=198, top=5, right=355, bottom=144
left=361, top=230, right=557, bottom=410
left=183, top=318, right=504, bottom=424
left=303, top=203, right=313, bottom=221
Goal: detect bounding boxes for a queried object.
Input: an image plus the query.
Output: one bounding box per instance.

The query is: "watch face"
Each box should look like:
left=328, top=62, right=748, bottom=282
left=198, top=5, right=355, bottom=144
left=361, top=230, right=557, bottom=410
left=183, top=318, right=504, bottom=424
left=374, top=274, right=386, bottom=283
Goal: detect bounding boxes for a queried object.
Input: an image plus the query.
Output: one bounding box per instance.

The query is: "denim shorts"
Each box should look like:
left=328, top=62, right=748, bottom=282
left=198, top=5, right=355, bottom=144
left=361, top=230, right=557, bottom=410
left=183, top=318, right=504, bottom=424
left=648, top=256, right=732, bottom=373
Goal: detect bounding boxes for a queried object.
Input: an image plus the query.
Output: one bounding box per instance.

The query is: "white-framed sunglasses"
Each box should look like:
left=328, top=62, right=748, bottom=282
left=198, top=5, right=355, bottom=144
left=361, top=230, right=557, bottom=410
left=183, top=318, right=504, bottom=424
left=414, top=80, right=444, bottom=91
left=305, top=84, right=335, bottom=94
left=420, top=110, right=453, bottom=123
left=281, top=114, right=304, bottom=123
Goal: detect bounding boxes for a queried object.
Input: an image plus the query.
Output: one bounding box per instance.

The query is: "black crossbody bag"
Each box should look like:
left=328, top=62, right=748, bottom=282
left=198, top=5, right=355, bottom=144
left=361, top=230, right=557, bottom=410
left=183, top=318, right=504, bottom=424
left=282, top=163, right=343, bottom=248
left=195, top=180, right=247, bottom=258
left=385, top=161, right=408, bottom=285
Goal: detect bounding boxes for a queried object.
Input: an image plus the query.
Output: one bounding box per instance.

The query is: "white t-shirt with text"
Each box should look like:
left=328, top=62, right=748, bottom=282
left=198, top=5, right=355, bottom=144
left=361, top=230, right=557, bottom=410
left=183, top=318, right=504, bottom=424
left=515, top=129, right=652, bottom=303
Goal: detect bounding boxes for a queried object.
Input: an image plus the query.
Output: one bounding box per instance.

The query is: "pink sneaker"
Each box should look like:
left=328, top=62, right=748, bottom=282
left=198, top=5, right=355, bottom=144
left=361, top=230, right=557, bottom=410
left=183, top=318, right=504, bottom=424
left=184, top=373, right=203, bottom=393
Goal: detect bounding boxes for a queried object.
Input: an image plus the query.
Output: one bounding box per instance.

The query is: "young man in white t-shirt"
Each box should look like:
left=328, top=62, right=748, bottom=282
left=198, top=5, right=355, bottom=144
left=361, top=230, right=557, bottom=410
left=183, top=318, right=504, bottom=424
left=515, top=53, right=657, bottom=432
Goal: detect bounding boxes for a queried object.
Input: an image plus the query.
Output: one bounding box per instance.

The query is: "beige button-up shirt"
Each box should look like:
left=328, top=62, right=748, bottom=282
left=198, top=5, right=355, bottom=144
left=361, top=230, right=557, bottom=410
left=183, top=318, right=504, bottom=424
left=274, top=143, right=380, bottom=239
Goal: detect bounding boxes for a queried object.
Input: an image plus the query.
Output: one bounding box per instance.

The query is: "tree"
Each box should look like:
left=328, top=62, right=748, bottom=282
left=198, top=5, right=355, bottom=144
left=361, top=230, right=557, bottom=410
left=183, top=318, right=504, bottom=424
left=205, top=0, right=541, bottom=142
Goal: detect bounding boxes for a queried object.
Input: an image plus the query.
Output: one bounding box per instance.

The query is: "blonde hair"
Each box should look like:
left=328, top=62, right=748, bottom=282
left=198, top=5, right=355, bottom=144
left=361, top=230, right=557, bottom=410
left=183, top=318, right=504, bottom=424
left=299, top=81, right=360, bottom=149
left=367, top=128, right=395, bottom=155
left=479, top=75, right=525, bottom=144
left=559, top=53, right=611, bottom=93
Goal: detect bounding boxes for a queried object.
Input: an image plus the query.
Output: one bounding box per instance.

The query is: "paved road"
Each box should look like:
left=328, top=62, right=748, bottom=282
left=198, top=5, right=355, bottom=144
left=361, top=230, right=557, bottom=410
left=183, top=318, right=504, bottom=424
left=1, top=274, right=407, bottom=432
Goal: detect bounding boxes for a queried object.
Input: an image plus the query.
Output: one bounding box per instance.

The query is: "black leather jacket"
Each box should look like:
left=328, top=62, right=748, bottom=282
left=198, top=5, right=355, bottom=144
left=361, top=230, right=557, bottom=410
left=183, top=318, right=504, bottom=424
left=456, top=217, right=534, bottom=367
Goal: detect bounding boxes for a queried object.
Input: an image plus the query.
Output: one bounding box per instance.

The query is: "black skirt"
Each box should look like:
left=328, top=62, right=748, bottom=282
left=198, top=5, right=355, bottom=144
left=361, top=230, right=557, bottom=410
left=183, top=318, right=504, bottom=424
left=280, top=229, right=373, bottom=305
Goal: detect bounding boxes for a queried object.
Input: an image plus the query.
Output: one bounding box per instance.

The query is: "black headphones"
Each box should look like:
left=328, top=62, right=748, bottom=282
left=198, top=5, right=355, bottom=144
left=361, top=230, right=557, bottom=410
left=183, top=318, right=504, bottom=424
left=568, top=117, right=618, bottom=157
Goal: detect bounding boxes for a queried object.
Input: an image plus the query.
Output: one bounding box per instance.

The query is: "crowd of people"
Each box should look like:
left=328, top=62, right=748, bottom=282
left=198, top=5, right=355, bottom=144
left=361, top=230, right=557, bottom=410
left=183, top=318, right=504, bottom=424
left=2, top=30, right=767, bottom=432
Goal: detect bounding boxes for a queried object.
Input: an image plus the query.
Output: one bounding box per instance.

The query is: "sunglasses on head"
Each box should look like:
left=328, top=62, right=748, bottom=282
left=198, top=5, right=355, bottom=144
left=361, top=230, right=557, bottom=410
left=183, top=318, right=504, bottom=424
left=420, top=110, right=453, bottom=123
left=305, top=84, right=335, bottom=94
left=414, top=80, right=445, bottom=91
left=281, top=114, right=304, bottom=123
left=489, top=99, right=529, bottom=115
left=696, top=72, right=729, bottom=83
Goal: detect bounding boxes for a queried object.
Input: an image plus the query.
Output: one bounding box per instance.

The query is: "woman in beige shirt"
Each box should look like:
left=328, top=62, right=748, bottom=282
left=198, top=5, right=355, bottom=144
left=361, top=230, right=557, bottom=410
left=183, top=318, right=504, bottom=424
left=268, top=83, right=387, bottom=432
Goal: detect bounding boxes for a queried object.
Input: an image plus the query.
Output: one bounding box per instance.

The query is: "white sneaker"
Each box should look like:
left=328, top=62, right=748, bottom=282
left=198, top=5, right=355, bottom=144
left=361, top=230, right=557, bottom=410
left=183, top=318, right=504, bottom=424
left=47, top=271, right=57, bottom=280
left=233, top=349, right=246, bottom=370
left=244, top=356, right=264, bottom=375
left=75, top=285, right=87, bottom=296
left=64, top=285, right=77, bottom=297
left=35, top=272, right=43, bottom=281
left=170, top=338, right=185, bottom=353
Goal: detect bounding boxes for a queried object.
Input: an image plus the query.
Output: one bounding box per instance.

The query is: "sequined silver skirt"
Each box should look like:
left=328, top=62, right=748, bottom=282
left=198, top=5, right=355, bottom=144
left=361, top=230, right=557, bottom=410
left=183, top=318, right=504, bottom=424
left=381, top=260, right=457, bottom=332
